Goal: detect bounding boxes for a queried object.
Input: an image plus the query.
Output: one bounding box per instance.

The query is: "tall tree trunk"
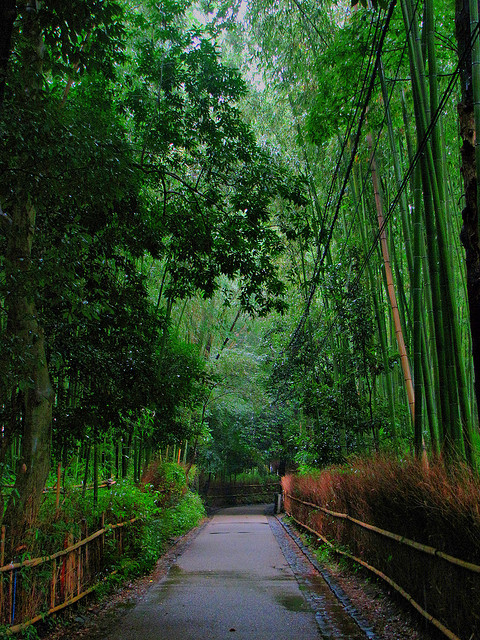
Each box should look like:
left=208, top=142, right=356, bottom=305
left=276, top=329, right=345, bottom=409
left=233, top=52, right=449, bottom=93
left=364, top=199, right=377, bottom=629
left=2, top=3, right=55, bottom=547
left=456, top=0, right=480, bottom=429
left=3, top=202, right=54, bottom=545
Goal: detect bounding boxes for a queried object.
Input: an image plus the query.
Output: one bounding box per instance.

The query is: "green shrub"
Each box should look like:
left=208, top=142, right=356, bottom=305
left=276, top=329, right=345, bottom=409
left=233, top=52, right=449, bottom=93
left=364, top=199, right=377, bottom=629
left=141, top=460, right=187, bottom=507
left=141, top=491, right=205, bottom=566
left=5, top=466, right=204, bottom=631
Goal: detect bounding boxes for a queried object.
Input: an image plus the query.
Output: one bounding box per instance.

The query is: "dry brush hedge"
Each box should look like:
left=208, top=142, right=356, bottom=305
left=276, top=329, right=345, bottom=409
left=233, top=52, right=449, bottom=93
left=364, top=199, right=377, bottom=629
left=282, top=455, right=480, bottom=640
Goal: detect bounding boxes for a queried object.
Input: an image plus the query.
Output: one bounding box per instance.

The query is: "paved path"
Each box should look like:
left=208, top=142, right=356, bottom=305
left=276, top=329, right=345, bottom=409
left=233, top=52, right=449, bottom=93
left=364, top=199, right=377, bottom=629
left=101, top=504, right=322, bottom=639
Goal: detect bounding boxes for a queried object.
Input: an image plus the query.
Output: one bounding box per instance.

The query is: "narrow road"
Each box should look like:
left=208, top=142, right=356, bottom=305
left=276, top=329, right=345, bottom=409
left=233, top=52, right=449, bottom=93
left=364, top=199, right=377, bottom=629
left=99, top=504, right=368, bottom=640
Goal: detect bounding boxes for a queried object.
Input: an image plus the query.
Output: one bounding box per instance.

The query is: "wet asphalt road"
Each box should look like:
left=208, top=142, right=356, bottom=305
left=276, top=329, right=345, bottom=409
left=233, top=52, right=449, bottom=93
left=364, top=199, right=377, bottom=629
left=100, top=504, right=322, bottom=639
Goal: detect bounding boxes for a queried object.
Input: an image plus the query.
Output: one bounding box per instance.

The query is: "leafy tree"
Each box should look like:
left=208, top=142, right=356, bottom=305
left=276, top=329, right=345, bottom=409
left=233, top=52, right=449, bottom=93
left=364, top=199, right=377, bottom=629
left=0, top=0, right=309, bottom=545
left=0, top=0, right=127, bottom=545
left=124, top=0, right=306, bottom=314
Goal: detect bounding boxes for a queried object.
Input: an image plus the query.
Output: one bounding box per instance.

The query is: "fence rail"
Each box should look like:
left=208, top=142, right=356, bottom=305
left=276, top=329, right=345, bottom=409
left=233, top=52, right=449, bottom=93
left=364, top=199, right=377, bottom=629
left=285, top=511, right=461, bottom=640
left=283, top=491, right=479, bottom=640
left=0, top=515, right=139, bottom=634
left=286, top=493, right=480, bottom=574
left=205, top=482, right=281, bottom=505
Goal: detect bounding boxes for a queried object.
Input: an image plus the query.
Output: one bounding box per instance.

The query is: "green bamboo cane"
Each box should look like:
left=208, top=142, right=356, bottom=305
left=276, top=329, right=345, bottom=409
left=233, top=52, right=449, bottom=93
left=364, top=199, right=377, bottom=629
left=414, top=165, right=440, bottom=451
left=379, top=61, right=414, bottom=282
left=425, top=0, right=474, bottom=461
left=469, top=0, right=480, bottom=216
left=397, top=77, right=440, bottom=447
left=401, top=0, right=463, bottom=456
left=353, top=164, right=398, bottom=443
left=424, top=0, right=465, bottom=455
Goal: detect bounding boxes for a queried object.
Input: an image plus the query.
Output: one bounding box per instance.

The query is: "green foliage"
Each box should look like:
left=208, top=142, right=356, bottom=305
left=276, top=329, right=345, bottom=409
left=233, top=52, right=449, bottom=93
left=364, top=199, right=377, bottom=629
left=199, top=404, right=261, bottom=476
left=0, top=0, right=309, bottom=523
left=233, top=469, right=277, bottom=484
left=11, top=470, right=204, bottom=629
left=149, top=492, right=205, bottom=551
left=115, top=490, right=205, bottom=573
left=266, top=252, right=389, bottom=466
left=34, top=480, right=157, bottom=551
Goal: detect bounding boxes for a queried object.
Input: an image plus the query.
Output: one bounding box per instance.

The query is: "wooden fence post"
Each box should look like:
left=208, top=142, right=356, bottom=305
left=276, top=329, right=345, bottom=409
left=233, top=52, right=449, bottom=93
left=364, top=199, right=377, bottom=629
left=51, top=560, right=57, bottom=609
left=55, top=462, right=62, bottom=512
left=77, top=532, right=81, bottom=596
left=0, top=525, right=5, bottom=622
left=67, top=533, right=74, bottom=599
left=100, top=513, right=105, bottom=560
left=82, top=519, right=88, bottom=586
left=8, top=569, right=13, bottom=624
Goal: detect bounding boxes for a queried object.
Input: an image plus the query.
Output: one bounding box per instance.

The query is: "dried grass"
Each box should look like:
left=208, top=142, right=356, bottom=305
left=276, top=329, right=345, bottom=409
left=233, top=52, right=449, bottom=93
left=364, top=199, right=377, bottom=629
left=282, top=454, right=480, bottom=640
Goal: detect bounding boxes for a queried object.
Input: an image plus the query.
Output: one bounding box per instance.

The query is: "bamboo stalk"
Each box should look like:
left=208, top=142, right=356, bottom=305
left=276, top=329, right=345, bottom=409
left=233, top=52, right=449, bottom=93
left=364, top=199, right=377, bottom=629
left=50, top=560, right=56, bottom=609
left=100, top=513, right=105, bottom=559
left=403, top=0, right=475, bottom=461
left=353, top=165, right=397, bottom=441
left=84, top=520, right=89, bottom=584
left=77, top=537, right=81, bottom=596
left=403, top=89, right=442, bottom=440
left=82, top=445, right=91, bottom=498
left=367, top=132, right=415, bottom=423
left=413, top=160, right=424, bottom=452
left=68, top=533, right=74, bottom=598
left=401, top=0, right=452, bottom=445
left=55, top=462, right=61, bottom=511
left=93, top=440, right=98, bottom=507
left=425, top=0, right=473, bottom=460
left=8, top=571, right=12, bottom=625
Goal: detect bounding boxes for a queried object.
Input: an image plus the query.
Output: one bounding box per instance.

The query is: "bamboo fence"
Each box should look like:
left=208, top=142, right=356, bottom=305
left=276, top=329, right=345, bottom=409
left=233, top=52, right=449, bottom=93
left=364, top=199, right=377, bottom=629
left=285, top=494, right=480, bottom=573
left=0, top=516, right=138, bottom=635
left=205, top=482, right=282, bottom=505
left=283, top=492, right=480, bottom=640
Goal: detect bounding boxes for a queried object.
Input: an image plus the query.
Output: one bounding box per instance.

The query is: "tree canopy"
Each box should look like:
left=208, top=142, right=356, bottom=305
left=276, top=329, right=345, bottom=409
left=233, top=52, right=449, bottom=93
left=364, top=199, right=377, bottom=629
left=0, top=0, right=479, bottom=539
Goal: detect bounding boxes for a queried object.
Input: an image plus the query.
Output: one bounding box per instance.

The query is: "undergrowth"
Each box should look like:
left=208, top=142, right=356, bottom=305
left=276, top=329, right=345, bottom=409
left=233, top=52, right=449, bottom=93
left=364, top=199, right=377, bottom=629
left=2, top=461, right=205, bottom=638
left=283, top=454, right=480, bottom=560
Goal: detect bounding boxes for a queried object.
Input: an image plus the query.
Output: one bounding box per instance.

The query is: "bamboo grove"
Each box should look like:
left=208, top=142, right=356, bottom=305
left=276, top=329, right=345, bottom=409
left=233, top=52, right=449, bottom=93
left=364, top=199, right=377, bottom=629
left=243, top=0, right=480, bottom=467
left=1, top=0, right=480, bottom=546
